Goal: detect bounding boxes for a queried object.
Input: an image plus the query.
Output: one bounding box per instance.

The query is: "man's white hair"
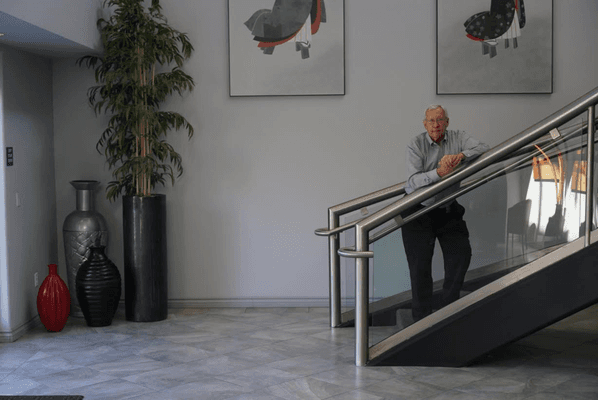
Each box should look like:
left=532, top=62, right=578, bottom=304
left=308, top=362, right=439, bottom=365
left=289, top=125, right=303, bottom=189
left=425, top=105, right=448, bottom=119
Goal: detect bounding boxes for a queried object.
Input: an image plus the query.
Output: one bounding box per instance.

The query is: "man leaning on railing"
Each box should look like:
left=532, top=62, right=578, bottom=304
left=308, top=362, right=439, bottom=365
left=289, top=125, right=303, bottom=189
left=402, top=105, right=490, bottom=322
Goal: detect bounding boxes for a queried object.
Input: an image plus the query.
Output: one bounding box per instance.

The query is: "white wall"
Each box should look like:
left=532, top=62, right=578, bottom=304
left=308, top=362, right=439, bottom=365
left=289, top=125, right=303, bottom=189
left=50, top=0, right=598, bottom=306
left=0, top=44, right=57, bottom=339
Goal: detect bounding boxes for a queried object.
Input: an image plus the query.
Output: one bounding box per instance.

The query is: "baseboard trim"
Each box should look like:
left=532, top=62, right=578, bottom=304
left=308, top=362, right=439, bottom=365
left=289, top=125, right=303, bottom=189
left=0, top=315, right=41, bottom=343
left=1, top=299, right=332, bottom=342
left=167, top=297, right=331, bottom=309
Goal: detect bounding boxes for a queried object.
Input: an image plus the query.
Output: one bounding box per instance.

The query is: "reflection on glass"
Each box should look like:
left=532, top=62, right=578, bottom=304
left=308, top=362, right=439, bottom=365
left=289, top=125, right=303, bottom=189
left=526, top=133, right=586, bottom=245
left=365, top=117, right=594, bottom=350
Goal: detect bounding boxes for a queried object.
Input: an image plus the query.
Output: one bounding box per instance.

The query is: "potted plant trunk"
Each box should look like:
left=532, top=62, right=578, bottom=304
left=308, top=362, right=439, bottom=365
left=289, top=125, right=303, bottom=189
left=78, top=0, right=195, bottom=321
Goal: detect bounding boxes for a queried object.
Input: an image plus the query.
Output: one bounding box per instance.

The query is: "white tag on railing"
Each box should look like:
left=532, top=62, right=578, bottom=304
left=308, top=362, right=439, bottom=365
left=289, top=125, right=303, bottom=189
left=550, top=128, right=561, bottom=139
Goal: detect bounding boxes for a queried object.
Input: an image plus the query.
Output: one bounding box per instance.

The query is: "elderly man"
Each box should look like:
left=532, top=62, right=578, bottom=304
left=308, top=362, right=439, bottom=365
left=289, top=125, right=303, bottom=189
left=402, top=105, right=489, bottom=322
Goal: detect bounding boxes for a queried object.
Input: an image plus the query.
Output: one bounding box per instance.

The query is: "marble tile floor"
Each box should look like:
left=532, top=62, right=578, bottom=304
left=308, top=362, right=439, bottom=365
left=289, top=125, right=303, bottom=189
left=1, top=304, right=598, bottom=400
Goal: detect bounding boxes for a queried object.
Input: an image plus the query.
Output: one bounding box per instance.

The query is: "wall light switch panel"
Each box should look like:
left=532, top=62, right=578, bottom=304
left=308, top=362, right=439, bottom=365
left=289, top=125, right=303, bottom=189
left=16, top=192, right=21, bottom=207
left=6, top=147, right=13, bottom=166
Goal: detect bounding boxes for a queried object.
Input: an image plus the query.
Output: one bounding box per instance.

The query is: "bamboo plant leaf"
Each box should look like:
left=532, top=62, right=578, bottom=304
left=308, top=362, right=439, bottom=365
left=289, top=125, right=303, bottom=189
left=78, top=0, right=195, bottom=202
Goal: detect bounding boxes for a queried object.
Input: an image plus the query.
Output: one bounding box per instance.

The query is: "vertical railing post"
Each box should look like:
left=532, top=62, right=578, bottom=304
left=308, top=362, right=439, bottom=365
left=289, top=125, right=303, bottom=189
left=328, top=210, right=342, bottom=327
left=355, top=226, right=369, bottom=366
left=585, top=106, right=595, bottom=247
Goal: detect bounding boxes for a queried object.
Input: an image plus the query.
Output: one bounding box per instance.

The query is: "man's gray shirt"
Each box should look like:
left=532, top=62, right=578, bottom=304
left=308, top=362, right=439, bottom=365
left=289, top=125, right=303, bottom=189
left=405, top=129, right=489, bottom=207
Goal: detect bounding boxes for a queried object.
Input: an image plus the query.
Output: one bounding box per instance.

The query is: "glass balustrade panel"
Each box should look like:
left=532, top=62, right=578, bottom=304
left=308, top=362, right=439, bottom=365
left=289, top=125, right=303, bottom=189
left=338, top=195, right=404, bottom=321
left=368, top=116, right=591, bottom=347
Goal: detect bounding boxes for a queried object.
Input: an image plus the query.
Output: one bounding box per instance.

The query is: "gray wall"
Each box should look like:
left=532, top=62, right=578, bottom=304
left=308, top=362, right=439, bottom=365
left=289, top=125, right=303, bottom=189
left=0, top=44, right=57, bottom=340
left=51, top=0, right=598, bottom=306
left=0, top=0, right=597, bottom=331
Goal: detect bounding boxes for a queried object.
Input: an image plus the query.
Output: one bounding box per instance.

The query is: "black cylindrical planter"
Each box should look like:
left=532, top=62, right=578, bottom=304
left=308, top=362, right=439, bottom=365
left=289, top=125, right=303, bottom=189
left=123, top=194, right=168, bottom=322
left=76, top=246, right=122, bottom=327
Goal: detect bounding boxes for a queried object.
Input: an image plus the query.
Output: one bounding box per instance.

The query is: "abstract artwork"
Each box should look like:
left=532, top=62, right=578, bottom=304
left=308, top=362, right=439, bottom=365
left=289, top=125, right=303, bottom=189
left=437, top=0, right=553, bottom=94
left=228, top=0, right=345, bottom=96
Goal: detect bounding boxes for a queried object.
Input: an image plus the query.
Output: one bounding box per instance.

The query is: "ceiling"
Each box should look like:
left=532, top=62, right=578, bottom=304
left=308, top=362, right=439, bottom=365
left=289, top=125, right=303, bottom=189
left=0, top=11, right=94, bottom=58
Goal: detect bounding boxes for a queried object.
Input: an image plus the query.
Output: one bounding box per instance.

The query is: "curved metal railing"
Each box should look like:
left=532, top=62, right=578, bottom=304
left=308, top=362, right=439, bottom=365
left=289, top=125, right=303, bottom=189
left=316, top=85, right=598, bottom=366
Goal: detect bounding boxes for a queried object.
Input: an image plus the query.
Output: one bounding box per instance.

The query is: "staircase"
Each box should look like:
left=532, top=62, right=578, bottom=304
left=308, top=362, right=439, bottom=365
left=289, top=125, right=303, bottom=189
left=316, top=86, right=598, bottom=366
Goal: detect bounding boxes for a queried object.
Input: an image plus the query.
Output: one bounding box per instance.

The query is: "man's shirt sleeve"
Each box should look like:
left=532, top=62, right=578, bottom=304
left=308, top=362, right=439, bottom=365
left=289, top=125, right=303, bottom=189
left=460, top=131, right=490, bottom=161
left=405, top=141, right=441, bottom=194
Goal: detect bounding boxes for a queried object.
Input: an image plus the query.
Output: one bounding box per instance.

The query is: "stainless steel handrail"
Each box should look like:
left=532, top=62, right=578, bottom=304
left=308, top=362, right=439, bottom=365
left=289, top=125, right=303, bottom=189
left=343, top=119, right=595, bottom=252
left=319, top=182, right=406, bottom=327
left=320, top=108, right=596, bottom=329
left=351, top=86, right=598, bottom=366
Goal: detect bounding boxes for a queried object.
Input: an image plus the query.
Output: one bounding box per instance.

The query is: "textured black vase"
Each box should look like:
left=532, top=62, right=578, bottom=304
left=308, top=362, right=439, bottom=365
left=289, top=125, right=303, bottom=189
left=76, top=246, right=122, bottom=327
left=123, top=194, right=168, bottom=322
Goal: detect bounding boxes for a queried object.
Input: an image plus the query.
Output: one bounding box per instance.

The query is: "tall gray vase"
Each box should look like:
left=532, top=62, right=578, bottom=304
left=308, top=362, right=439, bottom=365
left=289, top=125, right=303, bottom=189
left=63, top=180, right=108, bottom=317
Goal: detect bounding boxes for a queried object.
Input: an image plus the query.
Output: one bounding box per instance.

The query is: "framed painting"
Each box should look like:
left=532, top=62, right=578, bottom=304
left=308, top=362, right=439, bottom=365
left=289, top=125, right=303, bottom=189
left=437, top=0, right=553, bottom=94
left=228, top=0, right=345, bottom=97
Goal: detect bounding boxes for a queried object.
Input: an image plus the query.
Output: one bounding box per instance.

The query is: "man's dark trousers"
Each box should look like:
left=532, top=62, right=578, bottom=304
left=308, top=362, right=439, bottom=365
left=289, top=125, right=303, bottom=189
left=401, top=201, right=472, bottom=321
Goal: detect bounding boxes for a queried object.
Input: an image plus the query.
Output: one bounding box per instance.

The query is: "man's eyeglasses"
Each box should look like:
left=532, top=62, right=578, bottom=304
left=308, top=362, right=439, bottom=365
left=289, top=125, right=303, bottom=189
left=425, top=118, right=448, bottom=124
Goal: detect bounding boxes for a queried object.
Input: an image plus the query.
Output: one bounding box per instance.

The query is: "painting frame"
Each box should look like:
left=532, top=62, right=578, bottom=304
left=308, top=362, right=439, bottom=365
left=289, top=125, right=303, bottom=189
left=436, top=0, right=553, bottom=95
left=228, top=0, right=345, bottom=97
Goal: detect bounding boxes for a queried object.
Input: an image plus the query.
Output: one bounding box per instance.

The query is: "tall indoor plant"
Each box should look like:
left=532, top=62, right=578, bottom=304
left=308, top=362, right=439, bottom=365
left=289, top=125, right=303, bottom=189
left=77, top=0, right=195, bottom=321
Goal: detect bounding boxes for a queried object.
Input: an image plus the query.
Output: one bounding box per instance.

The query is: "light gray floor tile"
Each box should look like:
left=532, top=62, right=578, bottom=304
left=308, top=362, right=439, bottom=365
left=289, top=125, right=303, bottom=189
left=310, top=328, right=355, bottom=346
left=261, top=336, right=342, bottom=359
left=242, top=329, right=305, bottom=342
left=0, top=346, right=43, bottom=374
left=404, top=367, right=486, bottom=390
left=59, top=344, right=137, bottom=366
left=360, top=376, right=443, bottom=400
left=0, top=374, right=42, bottom=395
left=275, top=322, right=332, bottom=335
left=267, top=376, right=351, bottom=400
left=192, top=336, right=274, bottom=356
left=6, top=352, right=80, bottom=379
left=159, top=330, right=223, bottom=345
left=109, top=336, right=174, bottom=355
left=159, top=377, right=255, bottom=400
left=217, top=366, right=301, bottom=389
left=231, top=346, right=292, bottom=365
left=326, top=390, right=385, bottom=400
left=87, top=355, right=175, bottom=378
left=425, top=389, right=500, bottom=400
left=226, top=389, right=287, bottom=400
left=32, top=366, right=116, bottom=391
left=182, top=354, right=260, bottom=376
left=1, top=305, right=597, bottom=399
left=309, top=364, right=396, bottom=389
left=127, top=390, right=182, bottom=400
left=123, top=362, right=214, bottom=391
left=180, top=317, right=263, bottom=334
left=452, top=375, right=541, bottom=399
left=136, top=342, right=211, bottom=363
left=482, top=359, right=584, bottom=391
left=524, top=393, right=595, bottom=400
left=264, top=355, right=341, bottom=377
left=243, top=315, right=317, bottom=329
left=65, top=378, right=157, bottom=400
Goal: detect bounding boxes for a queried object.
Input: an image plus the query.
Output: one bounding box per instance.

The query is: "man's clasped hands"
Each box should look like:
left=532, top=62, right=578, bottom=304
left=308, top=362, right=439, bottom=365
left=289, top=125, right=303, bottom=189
left=437, top=153, right=465, bottom=177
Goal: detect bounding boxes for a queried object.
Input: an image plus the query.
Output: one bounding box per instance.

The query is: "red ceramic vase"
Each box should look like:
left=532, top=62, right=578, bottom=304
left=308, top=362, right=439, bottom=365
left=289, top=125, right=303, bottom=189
left=37, top=264, right=71, bottom=332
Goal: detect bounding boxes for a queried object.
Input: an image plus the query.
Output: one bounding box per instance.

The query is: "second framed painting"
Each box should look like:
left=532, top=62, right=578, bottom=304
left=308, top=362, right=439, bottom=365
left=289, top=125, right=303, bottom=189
left=437, top=0, right=553, bottom=94
left=228, top=0, right=345, bottom=97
